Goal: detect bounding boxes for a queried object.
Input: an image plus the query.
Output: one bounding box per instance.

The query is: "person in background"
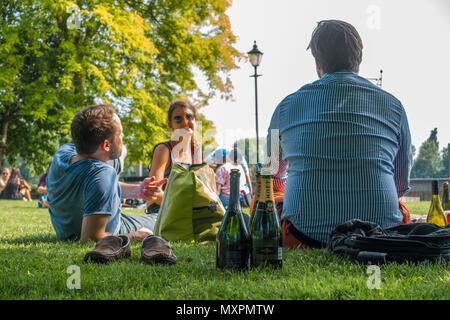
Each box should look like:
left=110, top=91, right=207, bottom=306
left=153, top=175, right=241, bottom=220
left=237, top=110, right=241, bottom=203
left=37, top=163, right=52, bottom=196
left=19, top=175, right=32, bottom=201
left=206, top=148, right=226, bottom=172
left=0, top=167, right=31, bottom=201
left=146, top=100, right=200, bottom=213
left=227, top=148, right=253, bottom=196
left=267, top=20, right=412, bottom=249
left=0, top=167, right=10, bottom=193
left=214, top=149, right=249, bottom=210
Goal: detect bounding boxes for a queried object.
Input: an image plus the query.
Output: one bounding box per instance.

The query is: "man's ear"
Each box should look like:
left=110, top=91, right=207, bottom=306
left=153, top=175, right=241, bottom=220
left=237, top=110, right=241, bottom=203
left=100, top=139, right=111, bottom=152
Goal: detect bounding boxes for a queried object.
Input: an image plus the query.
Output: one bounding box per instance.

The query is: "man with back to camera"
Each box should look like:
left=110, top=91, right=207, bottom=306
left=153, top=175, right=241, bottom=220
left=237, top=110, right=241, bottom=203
left=266, top=20, right=413, bottom=249
left=47, top=104, right=167, bottom=243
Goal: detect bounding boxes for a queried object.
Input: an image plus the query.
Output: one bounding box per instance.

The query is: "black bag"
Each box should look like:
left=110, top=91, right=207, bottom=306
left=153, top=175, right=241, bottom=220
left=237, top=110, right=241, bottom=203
left=328, top=219, right=450, bottom=264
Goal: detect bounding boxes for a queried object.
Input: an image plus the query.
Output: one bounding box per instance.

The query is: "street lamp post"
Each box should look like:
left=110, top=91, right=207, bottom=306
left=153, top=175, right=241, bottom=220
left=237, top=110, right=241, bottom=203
left=248, top=41, right=263, bottom=164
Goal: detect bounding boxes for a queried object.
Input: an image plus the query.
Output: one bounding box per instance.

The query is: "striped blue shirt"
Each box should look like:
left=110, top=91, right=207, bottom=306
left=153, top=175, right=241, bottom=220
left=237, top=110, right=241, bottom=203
left=267, top=71, right=412, bottom=244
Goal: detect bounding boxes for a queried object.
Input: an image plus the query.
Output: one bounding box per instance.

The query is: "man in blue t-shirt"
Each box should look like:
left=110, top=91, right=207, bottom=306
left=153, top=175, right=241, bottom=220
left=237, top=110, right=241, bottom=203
left=47, top=104, right=167, bottom=243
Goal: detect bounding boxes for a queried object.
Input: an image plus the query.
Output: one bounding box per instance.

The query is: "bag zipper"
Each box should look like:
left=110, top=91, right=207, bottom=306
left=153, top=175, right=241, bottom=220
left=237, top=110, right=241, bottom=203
left=193, top=202, right=218, bottom=212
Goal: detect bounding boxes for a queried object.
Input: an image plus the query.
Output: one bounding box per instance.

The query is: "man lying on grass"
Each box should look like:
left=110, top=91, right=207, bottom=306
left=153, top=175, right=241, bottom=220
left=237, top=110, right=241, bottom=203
left=46, top=104, right=167, bottom=243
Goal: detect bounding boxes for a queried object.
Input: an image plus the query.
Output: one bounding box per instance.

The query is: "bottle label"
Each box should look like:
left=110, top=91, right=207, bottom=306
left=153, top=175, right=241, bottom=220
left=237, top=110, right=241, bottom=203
left=223, top=250, right=249, bottom=269
left=253, top=246, right=282, bottom=265
left=259, top=176, right=274, bottom=202
left=445, top=210, right=450, bottom=224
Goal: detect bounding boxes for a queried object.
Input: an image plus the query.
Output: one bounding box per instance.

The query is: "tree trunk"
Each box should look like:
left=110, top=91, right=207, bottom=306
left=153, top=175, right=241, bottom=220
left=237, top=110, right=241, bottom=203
left=0, top=117, right=9, bottom=170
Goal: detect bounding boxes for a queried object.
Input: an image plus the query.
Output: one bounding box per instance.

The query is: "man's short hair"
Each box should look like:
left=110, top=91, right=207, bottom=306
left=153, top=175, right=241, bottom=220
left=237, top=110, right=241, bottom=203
left=71, top=104, right=118, bottom=155
left=307, top=20, right=363, bottom=74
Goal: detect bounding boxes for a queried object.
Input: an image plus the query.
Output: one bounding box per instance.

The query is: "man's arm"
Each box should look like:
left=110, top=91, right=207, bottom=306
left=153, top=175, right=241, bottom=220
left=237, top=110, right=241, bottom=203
left=393, top=108, right=413, bottom=198
left=80, top=214, right=152, bottom=243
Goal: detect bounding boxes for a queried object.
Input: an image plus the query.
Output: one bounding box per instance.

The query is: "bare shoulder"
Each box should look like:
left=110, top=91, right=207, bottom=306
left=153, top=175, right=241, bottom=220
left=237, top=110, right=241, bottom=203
left=153, top=144, right=171, bottom=162
left=149, top=143, right=171, bottom=177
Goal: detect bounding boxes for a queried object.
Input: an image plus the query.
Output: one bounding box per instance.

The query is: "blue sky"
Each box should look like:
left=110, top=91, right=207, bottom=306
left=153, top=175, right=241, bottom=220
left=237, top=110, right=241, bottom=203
left=201, top=0, right=450, bottom=156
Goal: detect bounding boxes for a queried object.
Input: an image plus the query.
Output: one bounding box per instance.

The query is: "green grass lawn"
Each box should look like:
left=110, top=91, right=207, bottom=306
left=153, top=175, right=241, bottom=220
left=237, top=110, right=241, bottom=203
left=0, top=200, right=448, bottom=300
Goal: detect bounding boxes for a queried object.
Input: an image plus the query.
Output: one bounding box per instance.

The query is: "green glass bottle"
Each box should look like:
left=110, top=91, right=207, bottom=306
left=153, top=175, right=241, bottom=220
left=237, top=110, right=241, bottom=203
left=248, top=168, right=262, bottom=229
left=216, top=169, right=251, bottom=270
left=250, top=172, right=282, bottom=269
left=426, top=180, right=447, bottom=227
left=443, top=181, right=450, bottom=224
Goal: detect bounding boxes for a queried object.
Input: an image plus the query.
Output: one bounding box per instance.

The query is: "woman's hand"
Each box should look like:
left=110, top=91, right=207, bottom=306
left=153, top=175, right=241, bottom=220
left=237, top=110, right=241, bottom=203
left=140, top=176, right=168, bottom=202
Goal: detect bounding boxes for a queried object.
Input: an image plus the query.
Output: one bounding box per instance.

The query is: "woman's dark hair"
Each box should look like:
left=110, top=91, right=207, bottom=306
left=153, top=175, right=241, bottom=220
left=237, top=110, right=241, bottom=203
left=307, top=20, right=363, bottom=74
left=71, top=104, right=118, bottom=155
left=2, top=167, right=21, bottom=195
left=9, top=168, right=21, bottom=182
left=167, top=100, right=197, bottom=123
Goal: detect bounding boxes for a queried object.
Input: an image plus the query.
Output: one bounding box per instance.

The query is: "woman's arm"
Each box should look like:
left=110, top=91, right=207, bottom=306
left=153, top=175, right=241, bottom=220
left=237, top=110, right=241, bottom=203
left=21, top=179, right=32, bottom=191
left=147, top=144, right=171, bottom=206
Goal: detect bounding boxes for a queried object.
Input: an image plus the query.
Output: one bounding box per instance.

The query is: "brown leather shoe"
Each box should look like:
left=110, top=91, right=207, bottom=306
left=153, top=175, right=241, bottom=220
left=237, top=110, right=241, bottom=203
left=84, top=235, right=131, bottom=264
left=141, top=236, right=177, bottom=265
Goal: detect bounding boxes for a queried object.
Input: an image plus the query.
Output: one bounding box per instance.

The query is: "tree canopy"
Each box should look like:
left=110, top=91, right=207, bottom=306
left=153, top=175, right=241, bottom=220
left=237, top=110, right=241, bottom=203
left=0, top=0, right=241, bottom=174
left=411, top=128, right=449, bottom=178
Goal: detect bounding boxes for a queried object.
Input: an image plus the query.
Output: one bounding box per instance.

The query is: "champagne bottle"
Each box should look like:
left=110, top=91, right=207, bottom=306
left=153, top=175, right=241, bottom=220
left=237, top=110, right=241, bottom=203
left=250, top=171, right=282, bottom=269
left=248, top=168, right=262, bottom=229
left=426, top=180, right=447, bottom=227
left=216, top=169, right=251, bottom=270
left=443, top=181, right=450, bottom=224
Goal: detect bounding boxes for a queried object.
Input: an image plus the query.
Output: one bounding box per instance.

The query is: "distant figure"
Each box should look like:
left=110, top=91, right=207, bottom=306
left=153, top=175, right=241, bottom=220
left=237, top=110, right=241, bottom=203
left=267, top=20, right=412, bottom=249
left=0, top=167, right=32, bottom=201
left=207, top=148, right=253, bottom=195
left=37, top=163, right=51, bottom=196
left=0, top=167, right=10, bottom=193
left=227, top=148, right=253, bottom=196
left=214, top=149, right=249, bottom=210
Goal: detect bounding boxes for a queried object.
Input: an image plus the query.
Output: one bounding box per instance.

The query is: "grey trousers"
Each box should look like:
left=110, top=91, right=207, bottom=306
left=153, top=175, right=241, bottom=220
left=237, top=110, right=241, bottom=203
left=119, top=211, right=159, bottom=234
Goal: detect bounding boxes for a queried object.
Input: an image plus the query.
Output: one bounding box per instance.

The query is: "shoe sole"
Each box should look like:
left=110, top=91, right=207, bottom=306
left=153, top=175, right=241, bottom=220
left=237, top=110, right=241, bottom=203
left=141, top=253, right=177, bottom=265
left=84, top=250, right=131, bottom=264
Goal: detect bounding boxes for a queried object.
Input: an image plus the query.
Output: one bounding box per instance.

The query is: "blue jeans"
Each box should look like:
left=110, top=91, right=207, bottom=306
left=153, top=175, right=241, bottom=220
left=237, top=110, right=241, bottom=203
left=219, top=194, right=229, bottom=210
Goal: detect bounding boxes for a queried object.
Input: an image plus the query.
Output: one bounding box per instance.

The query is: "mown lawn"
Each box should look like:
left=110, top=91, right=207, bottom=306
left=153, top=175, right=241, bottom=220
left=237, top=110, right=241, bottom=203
left=0, top=200, right=448, bottom=300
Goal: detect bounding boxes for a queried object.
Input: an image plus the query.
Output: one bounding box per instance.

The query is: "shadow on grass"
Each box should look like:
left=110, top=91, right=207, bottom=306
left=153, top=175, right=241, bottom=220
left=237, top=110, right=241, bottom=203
left=1, top=233, right=62, bottom=245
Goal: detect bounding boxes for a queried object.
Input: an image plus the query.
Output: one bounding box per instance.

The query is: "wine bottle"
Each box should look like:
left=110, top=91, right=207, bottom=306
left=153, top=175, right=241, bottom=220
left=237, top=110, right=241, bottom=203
left=426, top=180, right=447, bottom=227
left=216, top=169, right=251, bottom=270
left=443, top=181, right=450, bottom=224
left=250, top=171, right=282, bottom=269
left=248, top=168, right=262, bottom=229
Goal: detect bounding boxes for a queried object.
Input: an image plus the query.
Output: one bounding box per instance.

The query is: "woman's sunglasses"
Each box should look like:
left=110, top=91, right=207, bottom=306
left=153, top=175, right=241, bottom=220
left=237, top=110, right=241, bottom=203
left=173, top=114, right=194, bottom=123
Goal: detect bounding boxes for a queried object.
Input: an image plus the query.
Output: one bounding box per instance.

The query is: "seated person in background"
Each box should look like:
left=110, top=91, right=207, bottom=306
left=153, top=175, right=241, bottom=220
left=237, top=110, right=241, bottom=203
left=19, top=176, right=32, bottom=201
left=37, top=163, right=52, bottom=196
left=0, top=167, right=10, bottom=193
left=267, top=20, right=412, bottom=249
left=214, top=149, right=250, bottom=210
left=0, top=167, right=30, bottom=201
left=46, top=104, right=167, bottom=243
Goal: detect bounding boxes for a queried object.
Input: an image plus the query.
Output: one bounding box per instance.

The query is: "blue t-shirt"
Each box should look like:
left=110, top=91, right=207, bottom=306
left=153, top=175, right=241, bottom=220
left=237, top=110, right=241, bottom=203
left=47, top=144, right=122, bottom=240
left=267, top=72, right=413, bottom=244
